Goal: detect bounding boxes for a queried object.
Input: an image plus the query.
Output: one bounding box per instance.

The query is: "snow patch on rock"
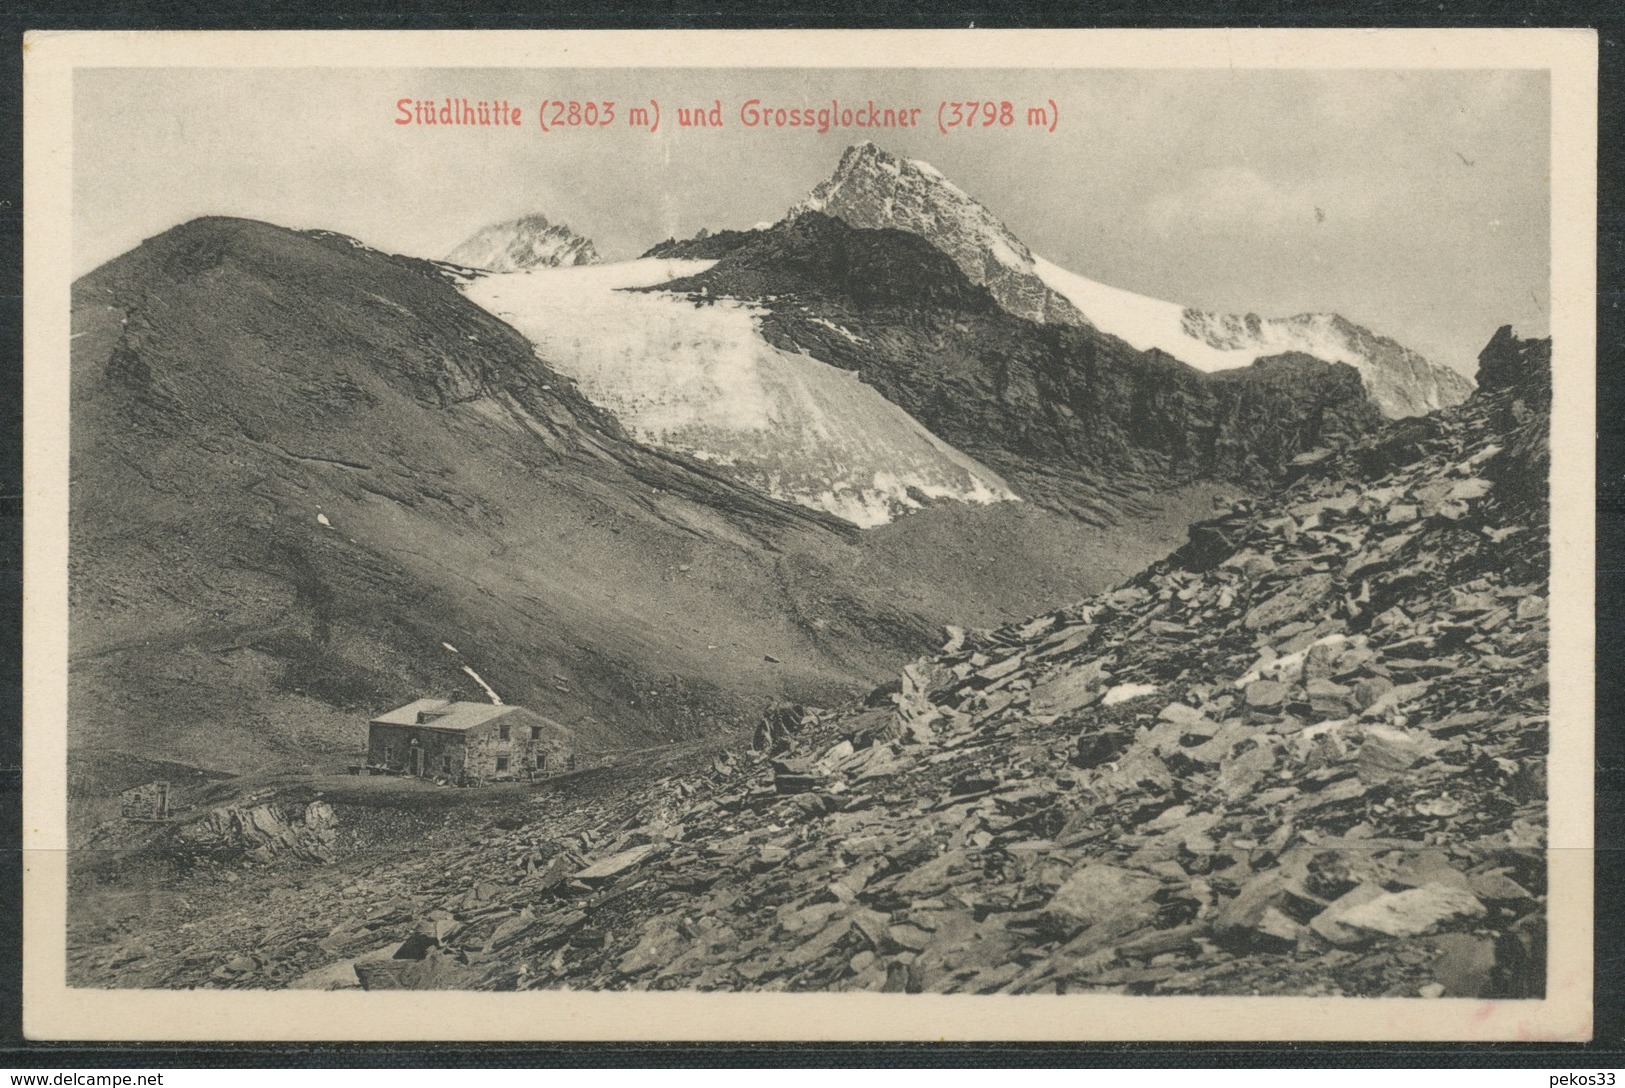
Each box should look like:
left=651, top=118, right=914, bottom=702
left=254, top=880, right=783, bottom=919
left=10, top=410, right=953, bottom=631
left=461, top=665, right=503, bottom=705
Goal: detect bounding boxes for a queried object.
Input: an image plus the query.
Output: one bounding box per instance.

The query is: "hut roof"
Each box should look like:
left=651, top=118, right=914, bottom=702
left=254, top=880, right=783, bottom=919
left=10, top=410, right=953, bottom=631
left=369, top=699, right=571, bottom=736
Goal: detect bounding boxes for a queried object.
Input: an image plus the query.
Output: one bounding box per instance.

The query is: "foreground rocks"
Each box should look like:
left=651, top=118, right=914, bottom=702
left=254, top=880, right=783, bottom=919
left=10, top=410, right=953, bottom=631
left=175, top=797, right=340, bottom=864
left=69, top=330, right=1551, bottom=998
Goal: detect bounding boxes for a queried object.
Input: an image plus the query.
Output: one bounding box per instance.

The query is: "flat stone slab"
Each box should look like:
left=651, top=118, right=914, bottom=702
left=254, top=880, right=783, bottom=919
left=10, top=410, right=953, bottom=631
left=574, top=843, right=660, bottom=882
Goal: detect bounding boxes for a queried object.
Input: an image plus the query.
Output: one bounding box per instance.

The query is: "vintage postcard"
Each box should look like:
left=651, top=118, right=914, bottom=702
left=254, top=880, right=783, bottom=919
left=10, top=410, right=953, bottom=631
left=21, top=28, right=1596, bottom=1041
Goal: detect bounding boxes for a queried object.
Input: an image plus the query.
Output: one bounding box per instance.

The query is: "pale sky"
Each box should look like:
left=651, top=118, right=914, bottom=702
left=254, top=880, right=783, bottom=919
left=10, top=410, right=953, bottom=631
left=73, top=67, right=1550, bottom=377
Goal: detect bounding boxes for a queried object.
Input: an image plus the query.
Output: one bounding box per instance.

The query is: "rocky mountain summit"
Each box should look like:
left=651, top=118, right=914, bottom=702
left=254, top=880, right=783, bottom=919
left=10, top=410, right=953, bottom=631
left=71, top=328, right=1549, bottom=997
left=791, top=142, right=1088, bottom=327
left=445, top=213, right=600, bottom=272
left=789, top=142, right=1472, bottom=418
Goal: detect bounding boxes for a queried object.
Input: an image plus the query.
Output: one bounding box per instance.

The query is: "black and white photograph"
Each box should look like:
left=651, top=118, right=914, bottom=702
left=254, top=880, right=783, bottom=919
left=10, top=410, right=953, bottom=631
left=20, top=29, right=1596, bottom=1041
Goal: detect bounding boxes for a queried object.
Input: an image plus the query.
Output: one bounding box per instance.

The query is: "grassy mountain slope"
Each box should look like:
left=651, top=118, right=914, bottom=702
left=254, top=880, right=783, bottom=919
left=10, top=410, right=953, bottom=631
left=68, top=218, right=1225, bottom=782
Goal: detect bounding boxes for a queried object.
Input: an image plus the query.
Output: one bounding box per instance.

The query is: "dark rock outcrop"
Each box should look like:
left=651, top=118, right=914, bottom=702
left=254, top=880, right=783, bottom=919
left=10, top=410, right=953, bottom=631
left=1183, top=310, right=1476, bottom=419
left=1476, top=324, right=1552, bottom=397
left=1473, top=325, right=1552, bottom=515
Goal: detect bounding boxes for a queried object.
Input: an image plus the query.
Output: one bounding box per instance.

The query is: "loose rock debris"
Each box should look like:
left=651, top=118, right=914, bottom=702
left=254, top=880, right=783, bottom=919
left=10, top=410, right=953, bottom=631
left=69, top=334, right=1552, bottom=998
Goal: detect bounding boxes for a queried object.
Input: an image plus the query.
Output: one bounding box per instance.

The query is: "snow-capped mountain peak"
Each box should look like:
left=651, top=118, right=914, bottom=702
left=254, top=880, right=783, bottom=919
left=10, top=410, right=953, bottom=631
left=790, top=143, right=1085, bottom=327
left=792, top=143, right=1473, bottom=417
left=445, top=213, right=600, bottom=272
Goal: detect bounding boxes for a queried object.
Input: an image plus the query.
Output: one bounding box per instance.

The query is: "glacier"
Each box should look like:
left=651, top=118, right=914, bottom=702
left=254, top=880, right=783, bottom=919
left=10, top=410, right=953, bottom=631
left=460, top=259, right=1018, bottom=527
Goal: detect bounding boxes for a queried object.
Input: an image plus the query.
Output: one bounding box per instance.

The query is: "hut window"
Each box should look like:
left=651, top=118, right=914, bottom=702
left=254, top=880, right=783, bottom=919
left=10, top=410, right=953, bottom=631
left=499, top=723, right=510, bottom=741
left=530, top=726, right=543, bottom=740
left=495, top=756, right=509, bottom=772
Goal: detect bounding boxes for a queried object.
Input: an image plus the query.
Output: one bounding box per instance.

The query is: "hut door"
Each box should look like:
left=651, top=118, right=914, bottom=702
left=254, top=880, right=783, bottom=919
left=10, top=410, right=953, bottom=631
left=411, top=747, right=424, bottom=777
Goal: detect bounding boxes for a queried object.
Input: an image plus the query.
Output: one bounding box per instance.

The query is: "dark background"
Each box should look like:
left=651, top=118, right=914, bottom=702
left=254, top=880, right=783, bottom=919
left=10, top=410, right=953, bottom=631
left=0, top=0, right=1618, bottom=1068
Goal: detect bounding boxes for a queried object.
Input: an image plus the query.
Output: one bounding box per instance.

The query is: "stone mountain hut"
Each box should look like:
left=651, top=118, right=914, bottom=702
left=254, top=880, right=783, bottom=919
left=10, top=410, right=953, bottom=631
left=367, top=699, right=573, bottom=784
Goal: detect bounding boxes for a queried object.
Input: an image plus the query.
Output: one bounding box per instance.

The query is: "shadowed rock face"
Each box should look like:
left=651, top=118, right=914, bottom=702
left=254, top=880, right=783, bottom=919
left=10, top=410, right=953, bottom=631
left=651, top=213, right=1383, bottom=526
left=1475, top=323, right=1552, bottom=398
left=1472, top=325, right=1551, bottom=516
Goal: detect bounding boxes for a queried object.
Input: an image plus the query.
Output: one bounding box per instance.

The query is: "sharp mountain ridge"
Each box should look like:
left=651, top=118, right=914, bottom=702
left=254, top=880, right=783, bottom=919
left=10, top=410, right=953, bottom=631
left=786, top=141, right=1473, bottom=418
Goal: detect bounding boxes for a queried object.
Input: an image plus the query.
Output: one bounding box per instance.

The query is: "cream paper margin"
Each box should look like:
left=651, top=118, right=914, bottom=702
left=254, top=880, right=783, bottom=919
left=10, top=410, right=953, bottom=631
left=20, top=27, right=1598, bottom=1043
